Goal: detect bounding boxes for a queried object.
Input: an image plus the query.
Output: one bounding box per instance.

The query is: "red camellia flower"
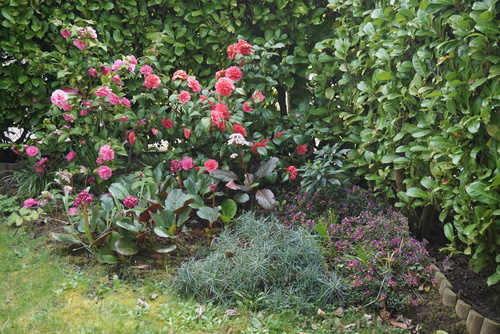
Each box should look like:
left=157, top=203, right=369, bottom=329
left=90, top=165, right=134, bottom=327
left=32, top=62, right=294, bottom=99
left=184, top=128, right=191, bottom=139
left=242, top=102, right=253, bottom=113
left=144, top=74, right=161, bottom=89
left=274, top=131, right=283, bottom=138
left=95, top=86, right=111, bottom=97
left=178, top=90, right=191, bottom=104
left=215, top=77, right=235, bottom=97
left=172, top=70, right=188, bottom=81
left=227, top=44, right=237, bottom=60
left=128, top=131, right=136, bottom=145
left=225, top=66, right=243, bottom=82
left=286, top=166, right=298, bottom=180
left=251, top=138, right=270, bottom=154
left=73, top=39, right=86, bottom=50
left=236, top=40, right=252, bottom=55
left=181, top=157, right=195, bottom=171
left=233, top=123, right=247, bottom=137
left=253, top=91, right=265, bottom=102
left=162, top=117, right=174, bottom=128
left=204, top=159, right=218, bottom=173
left=296, top=144, right=308, bottom=155
left=88, top=67, right=98, bottom=77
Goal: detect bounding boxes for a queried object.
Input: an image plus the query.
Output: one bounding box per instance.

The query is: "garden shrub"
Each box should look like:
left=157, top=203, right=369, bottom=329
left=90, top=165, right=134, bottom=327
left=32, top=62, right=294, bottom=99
left=175, top=212, right=346, bottom=313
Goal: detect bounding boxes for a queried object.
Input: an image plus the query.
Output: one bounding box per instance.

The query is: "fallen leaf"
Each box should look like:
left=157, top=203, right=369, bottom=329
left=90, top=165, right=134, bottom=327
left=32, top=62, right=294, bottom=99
left=137, top=299, right=149, bottom=308
left=390, top=319, right=409, bottom=329
left=333, top=307, right=344, bottom=316
left=379, top=308, right=391, bottom=322
left=131, top=264, right=150, bottom=269
left=150, top=294, right=158, bottom=300
left=317, top=308, right=325, bottom=318
left=225, top=327, right=233, bottom=334
left=225, top=309, right=240, bottom=317
left=198, top=304, right=206, bottom=319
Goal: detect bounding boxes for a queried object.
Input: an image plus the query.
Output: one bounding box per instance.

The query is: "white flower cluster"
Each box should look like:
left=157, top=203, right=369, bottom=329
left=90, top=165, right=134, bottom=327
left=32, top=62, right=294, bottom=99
left=54, top=170, right=73, bottom=184
left=227, top=133, right=251, bottom=146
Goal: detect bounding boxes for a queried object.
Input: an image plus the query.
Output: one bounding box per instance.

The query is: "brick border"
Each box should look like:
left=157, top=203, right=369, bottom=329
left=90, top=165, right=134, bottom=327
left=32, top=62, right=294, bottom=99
left=430, top=264, right=500, bottom=334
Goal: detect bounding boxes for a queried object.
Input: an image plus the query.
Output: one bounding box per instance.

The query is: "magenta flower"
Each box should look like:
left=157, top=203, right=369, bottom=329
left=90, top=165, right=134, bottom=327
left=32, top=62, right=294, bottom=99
left=95, top=86, right=112, bottom=97
left=66, top=151, right=76, bottom=162
left=74, top=189, right=93, bottom=207
left=97, top=165, right=112, bottom=180
left=181, top=157, right=195, bottom=171
left=51, top=89, right=69, bottom=107
left=98, top=144, right=115, bottom=161
left=88, top=67, right=98, bottom=77
left=170, top=160, right=182, bottom=173
left=215, top=77, right=235, bottom=97
left=23, top=198, right=38, bottom=207
left=123, top=195, right=139, bottom=208
left=68, top=208, right=78, bottom=215
left=108, top=93, right=121, bottom=106
left=121, top=97, right=131, bottom=107
left=296, top=144, right=308, bottom=155
left=73, top=39, right=86, bottom=50
left=61, top=29, right=70, bottom=38
left=25, top=146, right=39, bottom=157
left=63, top=114, right=75, bottom=121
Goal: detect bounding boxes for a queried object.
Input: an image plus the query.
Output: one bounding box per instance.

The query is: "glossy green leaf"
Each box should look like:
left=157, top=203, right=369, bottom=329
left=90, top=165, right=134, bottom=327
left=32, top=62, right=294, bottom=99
left=466, top=182, right=500, bottom=204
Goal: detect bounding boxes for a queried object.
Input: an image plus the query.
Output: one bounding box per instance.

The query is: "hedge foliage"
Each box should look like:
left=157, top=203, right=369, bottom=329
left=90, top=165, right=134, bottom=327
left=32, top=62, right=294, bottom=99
left=1, top=0, right=499, bottom=284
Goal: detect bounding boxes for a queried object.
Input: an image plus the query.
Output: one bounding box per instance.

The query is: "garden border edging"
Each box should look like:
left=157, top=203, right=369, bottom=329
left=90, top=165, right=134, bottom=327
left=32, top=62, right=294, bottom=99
left=430, top=264, right=500, bottom=334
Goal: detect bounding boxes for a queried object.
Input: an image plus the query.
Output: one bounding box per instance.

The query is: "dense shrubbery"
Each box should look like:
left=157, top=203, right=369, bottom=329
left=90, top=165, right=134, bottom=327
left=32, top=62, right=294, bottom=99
left=1, top=0, right=498, bottom=287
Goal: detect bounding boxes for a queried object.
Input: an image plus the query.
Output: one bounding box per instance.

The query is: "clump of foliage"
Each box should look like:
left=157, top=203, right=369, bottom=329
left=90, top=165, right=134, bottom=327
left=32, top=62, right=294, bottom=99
left=175, top=212, right=347, bottom=313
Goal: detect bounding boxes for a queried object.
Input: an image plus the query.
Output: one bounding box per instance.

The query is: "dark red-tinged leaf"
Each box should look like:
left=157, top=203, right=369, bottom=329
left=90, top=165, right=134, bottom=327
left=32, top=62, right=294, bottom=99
left=139, top=201, right=165, bottom=222
left=173, top=198, right=194, bottom=215
left=91, top=231, right=112, bottom=247
left=212, top=169, right=239, bottom=181
left=255, top=189, right=276, bottom=210
left=255, top=157, right=279, bottom=179
left=136, top=232, right=149, bottom=243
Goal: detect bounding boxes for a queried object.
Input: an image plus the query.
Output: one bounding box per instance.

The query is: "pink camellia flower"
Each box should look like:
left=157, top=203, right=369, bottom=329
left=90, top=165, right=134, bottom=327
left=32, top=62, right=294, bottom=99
left=162, top=117, right=173, bottom=128
left=128, top=131, right=136, bottom=145
left=225, top=66, right=243, bottom=82
left=178, top=90, right=191, bottom=104
left=66, top=151, right=76, bottom=162
left=101, top=66, right=112, bottom=76
left=187, top=77, right=201, bottom=93
left=25, top=145, right=39, bottom=157
left=119, top=117, right=129, bottom=122
left=172, top=70, right=188, bottom=81
left=95, top=86, right=112, bottom=97
left=108, top=93, right=121, bottom=106
left=68, top=207, right=78, bottom=215
left=151, top=128, right=158, bottom=135
left=215, top=77, right=235, bottom=97
left=98, top=165, right=112, bottom=180
left=253, top=91, right=265, bottom=102
left=242, top=102, right=253, bottom=113
left=181, top=157, right=195, bottom=171
left=121, top=97, right=131, bottom=107
left=62, top=104, right=72, bottom=111
left=233, top=124, right=247, bottom=137
left=140, top=65, right=153, bottom=75
left=80, top=110, right=88, bottom=116
left=215, top=70, right=226, bottom=79
left=96, top=158, right=104, bottom=164
left=184, top=128, right=191, bottom=139
left=61, top=29, right=71, bottom=38
left=74, top=189, right=93, bottom=206
left=51, top=89, right=69, bottom=107
left=99, top=144, right=115, bottom=161
left=144, top=74, right=161, bottom=89
left=204, top=159, right=218, bottom=173
left=73, top=39, right=86, bottom=50
left=112, top=59, right=123, bottom=71
left=63, top=114, right=75, bottom=121
left=296, top=144, right=308, bottom=155
left=111, top=75, right=122, bottom=83
left=23, top=198, right=39, bottom=207
left=286, top=166, right=298, bottom=180
left=88, top=67, right=98, bottom=77
left=227, top=44, right=237, bottom=60
left=123, top=195, right=139, bottom=208
left=211, top=103, right=230, bottom=125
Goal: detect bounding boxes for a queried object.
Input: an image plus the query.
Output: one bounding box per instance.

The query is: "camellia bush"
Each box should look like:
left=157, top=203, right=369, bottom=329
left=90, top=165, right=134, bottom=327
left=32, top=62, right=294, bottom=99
left=6, top=21, right=311, bottom=263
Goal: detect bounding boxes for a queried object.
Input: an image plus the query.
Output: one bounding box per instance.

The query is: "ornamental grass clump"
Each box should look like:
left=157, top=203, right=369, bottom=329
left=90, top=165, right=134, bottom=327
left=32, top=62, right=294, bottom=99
left=175, top=212, right=346, bottom=313
left=324, top=210, right=436, bottom=312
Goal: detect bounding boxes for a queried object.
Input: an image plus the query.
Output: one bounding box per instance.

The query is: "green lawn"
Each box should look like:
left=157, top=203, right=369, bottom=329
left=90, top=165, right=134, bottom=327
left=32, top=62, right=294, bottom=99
left=0, top=222, right=406, bottom=334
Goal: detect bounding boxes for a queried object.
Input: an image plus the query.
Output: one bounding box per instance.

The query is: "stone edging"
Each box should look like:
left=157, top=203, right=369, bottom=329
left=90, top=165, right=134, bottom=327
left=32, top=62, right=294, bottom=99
left=430, top=264, right=500, bottom=334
